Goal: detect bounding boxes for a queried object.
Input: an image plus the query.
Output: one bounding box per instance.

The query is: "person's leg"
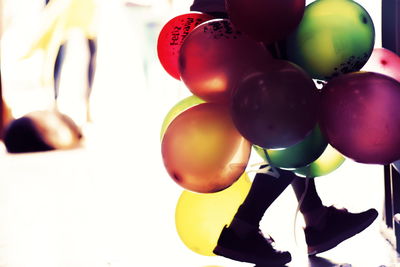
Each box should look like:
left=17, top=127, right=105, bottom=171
left=86, top=38, right=97, bottom=123
left=292, top=177, right=323, bottom=213
left=54, top=44, right=66, bottom=101
left=233, top=168, right=296, bottom=228
left=213, top=168, right=296, bottom=265
left=291, top=176, right=378, bottom=255
left=87, top=39, right=96, bottom=93
left=291, top=177, right=326, bottom=228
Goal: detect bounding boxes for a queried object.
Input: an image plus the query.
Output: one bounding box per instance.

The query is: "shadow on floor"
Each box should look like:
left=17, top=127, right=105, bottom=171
left=253, top=255, right=352, bottom=267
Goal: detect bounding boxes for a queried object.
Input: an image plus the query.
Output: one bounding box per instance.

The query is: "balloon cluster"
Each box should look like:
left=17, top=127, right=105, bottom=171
left=157, top=0, right=400, bottom=256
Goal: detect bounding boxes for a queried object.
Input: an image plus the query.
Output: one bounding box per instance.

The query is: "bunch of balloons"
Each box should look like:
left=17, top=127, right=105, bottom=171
left=157, top=0, right=400, bottom=256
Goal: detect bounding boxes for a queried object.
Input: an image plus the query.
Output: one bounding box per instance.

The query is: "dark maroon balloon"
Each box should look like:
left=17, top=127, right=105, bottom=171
left=231, top=60, right=319, bottom=149
left=319, top=72, right=400, bottom=164
left=178, top=19, right=271, bottom=103
left=226, top=0, right=305, bottom=44
left=157, top=12, right=214, bottom=80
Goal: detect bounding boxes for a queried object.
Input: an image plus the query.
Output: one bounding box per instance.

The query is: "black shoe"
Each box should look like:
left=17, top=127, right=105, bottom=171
left=305, top=206, right=378, bottom=255
left=213, top=226, right=292, bottom=265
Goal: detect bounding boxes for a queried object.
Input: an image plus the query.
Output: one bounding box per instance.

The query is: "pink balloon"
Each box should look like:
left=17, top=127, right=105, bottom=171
left=320, top=72, right=400, bottom=164
left=178, top=19, right=271, bottom=103
left=362, top=48, right=400, bottom=82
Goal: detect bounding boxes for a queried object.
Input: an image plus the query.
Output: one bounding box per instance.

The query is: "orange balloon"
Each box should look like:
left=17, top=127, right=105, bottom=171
left=161, top=103, right=251, bottom=193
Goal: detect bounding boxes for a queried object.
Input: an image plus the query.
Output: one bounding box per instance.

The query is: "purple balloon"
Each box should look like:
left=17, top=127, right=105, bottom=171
left=319, top=72, right=400, bottom=164
left=231, top=60, right=319, bottom=149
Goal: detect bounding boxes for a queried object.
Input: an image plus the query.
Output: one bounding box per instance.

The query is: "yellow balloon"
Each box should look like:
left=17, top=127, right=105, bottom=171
left=175, top=172, right=251, bottom=256
left=160, top=95, right=205, bottom=141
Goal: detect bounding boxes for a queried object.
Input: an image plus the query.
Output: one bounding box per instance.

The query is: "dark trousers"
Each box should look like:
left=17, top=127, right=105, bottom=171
left=235, top=169, right=323, bottom=225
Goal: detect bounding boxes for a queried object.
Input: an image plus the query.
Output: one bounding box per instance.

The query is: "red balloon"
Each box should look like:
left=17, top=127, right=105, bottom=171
left=157, top=12, right=214, bottom=80
left=231, top=60, right=319, bottom=149
left=320, top=72, right=400, bottom=164
left=362, top=48, right=400, bottom=82
left=178, top=19, right=272, bottom=103
left=226, top=0, right=305, bottom=43
left=162, top=103, right=251, bottom=193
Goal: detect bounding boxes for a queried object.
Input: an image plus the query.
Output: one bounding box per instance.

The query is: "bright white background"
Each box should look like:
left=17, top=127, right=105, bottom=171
left=0, top=1, right=393, bottom=266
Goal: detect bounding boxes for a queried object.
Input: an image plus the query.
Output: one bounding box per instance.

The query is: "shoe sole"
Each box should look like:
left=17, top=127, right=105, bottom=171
left=307, top=210, right=378, bottom=256
left=213, top=245, right=291, bottom=265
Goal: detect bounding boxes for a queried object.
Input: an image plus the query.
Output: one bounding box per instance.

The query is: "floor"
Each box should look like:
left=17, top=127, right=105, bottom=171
left=0, top=127, right=397, bottom=267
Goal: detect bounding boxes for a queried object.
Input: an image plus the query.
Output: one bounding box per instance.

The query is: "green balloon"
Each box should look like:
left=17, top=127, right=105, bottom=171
left=160, top=95, right=205, bottom=141
left=286, top=0, right=375, bottom=80
left=254, top=125, right=328, bottom=169
left=294, top=145, right=345, bottom=177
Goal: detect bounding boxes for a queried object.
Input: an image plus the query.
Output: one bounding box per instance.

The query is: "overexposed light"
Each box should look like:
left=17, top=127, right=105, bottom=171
left=0, top=1, right=388, bottom=267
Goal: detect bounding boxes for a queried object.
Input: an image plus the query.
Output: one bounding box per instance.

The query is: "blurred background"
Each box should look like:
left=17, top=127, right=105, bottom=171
left=0, top=0, right=397, bottom=266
